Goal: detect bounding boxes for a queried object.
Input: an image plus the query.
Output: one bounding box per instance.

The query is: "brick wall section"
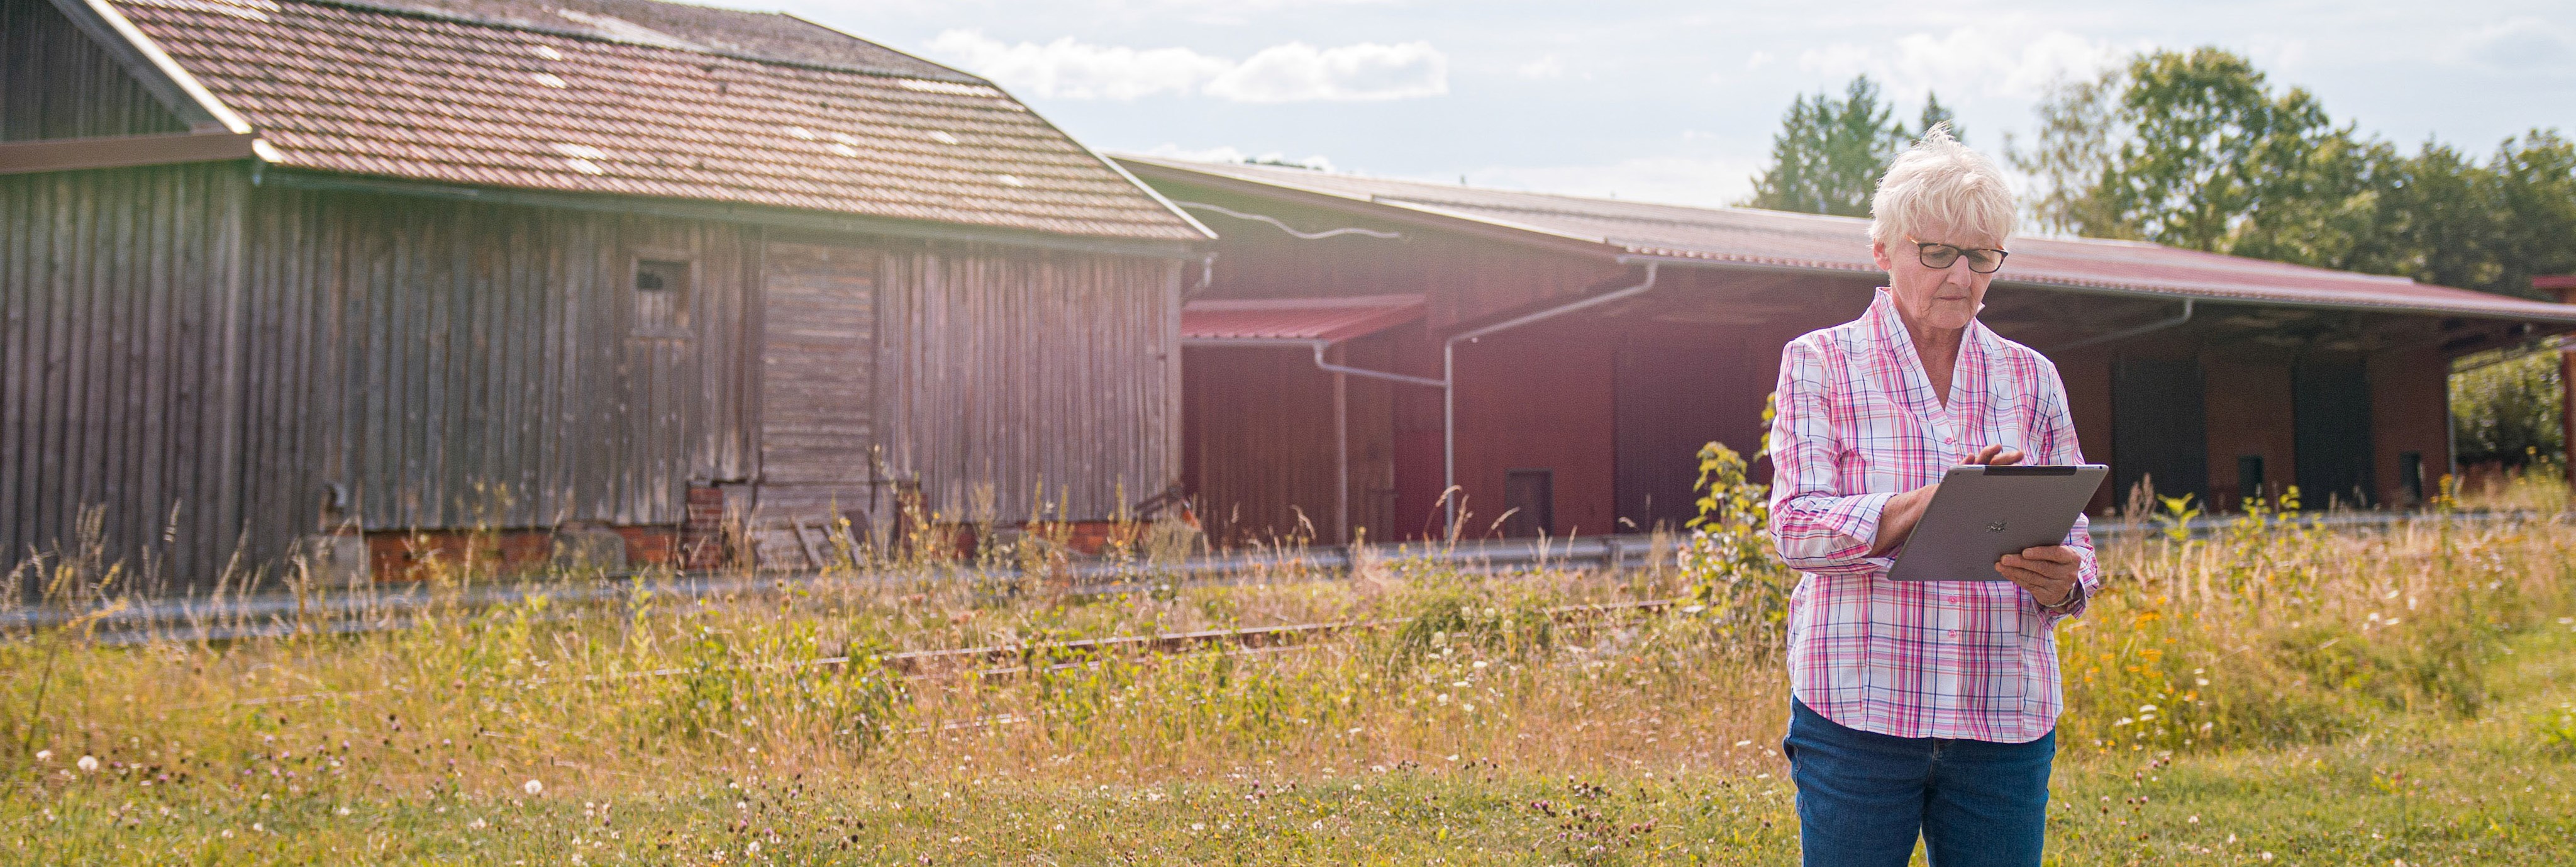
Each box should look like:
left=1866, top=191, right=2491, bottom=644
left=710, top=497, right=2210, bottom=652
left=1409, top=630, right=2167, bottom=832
left=2202, top=355, right=2298, bottom=512
left=2370, top=346, right=2453, bottom=506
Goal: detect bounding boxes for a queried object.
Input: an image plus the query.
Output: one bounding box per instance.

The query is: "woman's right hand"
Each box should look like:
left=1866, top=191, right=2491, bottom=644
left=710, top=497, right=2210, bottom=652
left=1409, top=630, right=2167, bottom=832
left=1865, top=445, right=2026, bottom=556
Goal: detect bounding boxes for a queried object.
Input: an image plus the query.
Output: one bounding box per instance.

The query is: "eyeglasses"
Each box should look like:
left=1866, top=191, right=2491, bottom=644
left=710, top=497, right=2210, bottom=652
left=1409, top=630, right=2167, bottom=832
left=1907, top=237, right=2009, bottom=274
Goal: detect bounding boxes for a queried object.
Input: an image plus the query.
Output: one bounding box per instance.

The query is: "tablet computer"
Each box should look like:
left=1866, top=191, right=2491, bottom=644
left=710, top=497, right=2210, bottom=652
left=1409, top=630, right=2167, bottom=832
left=1885, top=464, right=2108, bottom=582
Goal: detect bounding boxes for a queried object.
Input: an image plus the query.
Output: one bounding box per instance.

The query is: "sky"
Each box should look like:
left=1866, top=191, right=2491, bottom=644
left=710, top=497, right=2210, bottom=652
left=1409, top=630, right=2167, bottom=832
left=728, top=0, right=2576, bottom=209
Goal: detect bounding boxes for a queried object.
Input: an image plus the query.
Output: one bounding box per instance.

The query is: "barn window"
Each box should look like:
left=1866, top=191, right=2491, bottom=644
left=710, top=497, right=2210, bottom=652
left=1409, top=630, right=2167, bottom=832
left=634, top=259, right=690, bottom=335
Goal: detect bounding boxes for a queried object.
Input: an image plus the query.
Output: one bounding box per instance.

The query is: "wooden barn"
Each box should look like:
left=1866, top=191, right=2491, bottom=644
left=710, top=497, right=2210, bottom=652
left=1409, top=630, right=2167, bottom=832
left=1, top=0, right=1211, bottom=583
left=1114, top=156, right=2576, bottom=546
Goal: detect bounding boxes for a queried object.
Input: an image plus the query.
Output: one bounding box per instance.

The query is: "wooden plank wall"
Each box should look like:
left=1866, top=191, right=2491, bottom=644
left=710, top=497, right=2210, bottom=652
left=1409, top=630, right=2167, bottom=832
left=876, top=245, right=1182, bottom=523
left=235, top=186, right=757, bottom=561
left=0, top=162, right=248, bottom=586
left=0, top=0, right=187, bottom=141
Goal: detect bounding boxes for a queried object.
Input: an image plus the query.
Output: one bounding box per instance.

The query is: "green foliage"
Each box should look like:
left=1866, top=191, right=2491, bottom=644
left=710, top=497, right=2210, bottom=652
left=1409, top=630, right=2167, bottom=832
left=1741, top=76, right=1957, bottom=216
left=2451, top=349, right=2566, bottom=466
left=2017, top=47, right=2576, bottom=299
left=1676, top=435, right=1791, bottom=651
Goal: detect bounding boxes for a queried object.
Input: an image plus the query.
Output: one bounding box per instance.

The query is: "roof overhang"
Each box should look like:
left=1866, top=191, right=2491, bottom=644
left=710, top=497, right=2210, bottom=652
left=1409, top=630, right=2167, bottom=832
left=257, top=167, right=1210, bottom=259
left=1182, top=293, right=1426, bottom=347
left=0, top=130, right=258, bottom=176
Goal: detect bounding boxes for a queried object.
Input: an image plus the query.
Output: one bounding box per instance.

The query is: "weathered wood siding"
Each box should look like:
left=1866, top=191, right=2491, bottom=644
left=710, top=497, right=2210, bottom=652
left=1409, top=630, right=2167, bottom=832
left=235, top=184, right=758, bottom=553
left=0, top=162, right=248, bottom=583
left=0, top=0, right=187, bottom=141
left=755, top=238, right=877, bottom=518
left=876, top=245, right=1182, bottom=522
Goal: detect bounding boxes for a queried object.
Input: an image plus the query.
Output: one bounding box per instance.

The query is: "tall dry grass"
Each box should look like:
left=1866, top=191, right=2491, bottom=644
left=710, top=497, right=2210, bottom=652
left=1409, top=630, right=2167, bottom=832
left=1, top=466, right=2570, bottom=823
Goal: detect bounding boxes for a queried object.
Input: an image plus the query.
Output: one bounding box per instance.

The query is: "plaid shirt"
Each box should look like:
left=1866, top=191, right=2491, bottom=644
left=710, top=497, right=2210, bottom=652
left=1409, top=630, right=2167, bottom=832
left=1767, top=289, right=2099, bottom=743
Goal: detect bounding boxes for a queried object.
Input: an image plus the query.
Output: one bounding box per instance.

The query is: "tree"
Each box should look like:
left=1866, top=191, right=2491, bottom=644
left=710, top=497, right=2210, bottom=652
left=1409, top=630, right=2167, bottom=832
left=2451, top=350, right=2564, bottom=467
left=2017, top=48, right=2576, bottom=301
left=1743, top=76, right=1955, bottom=216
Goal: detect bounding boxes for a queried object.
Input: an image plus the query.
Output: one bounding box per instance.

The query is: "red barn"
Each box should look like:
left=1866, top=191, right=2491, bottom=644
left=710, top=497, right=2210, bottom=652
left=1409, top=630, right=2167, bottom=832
left=1119, top=157, right=2576, bottom=546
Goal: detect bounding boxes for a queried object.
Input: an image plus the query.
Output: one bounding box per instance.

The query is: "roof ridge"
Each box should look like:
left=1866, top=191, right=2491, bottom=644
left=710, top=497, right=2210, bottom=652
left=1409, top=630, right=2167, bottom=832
left=131, top=0, right=994, bottom=84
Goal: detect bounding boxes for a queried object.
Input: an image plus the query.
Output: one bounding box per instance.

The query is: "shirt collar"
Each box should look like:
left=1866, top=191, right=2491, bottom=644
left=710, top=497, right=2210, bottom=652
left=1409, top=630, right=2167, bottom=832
left=1865, top=288, right=1997, bottom=360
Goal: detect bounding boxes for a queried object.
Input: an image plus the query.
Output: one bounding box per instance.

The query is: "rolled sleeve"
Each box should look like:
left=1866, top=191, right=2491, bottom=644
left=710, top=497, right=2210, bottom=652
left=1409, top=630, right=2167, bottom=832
left=1766, top=338, right=1892, bottom=575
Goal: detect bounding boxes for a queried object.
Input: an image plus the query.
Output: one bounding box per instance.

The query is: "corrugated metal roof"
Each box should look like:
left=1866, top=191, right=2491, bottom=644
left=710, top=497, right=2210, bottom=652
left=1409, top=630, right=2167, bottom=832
left=1123, top=156, right=2576, bottom=323
left=1183, top=293, right=1426, bottom=343
left=106, top=0, right=1208, bottom=242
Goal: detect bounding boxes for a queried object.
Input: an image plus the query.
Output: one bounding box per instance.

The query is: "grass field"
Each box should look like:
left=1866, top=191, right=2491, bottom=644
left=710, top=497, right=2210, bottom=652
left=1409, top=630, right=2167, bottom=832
left=6, top=476, right=2574, bottom=865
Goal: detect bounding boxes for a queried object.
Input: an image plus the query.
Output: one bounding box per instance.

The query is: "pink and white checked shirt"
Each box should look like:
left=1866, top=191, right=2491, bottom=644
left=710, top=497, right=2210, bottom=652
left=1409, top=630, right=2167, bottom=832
left=1767, top=289, right=2099, bottom=743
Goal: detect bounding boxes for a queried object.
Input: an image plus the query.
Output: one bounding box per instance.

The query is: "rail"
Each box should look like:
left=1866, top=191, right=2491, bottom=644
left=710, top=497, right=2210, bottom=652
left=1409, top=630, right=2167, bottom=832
left=10, top=508, right=2563, bottom=644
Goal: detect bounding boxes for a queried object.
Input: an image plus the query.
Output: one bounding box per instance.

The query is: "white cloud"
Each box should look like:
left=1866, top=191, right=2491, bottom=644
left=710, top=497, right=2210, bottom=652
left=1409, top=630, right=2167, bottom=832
left=1516, top=54, right=1565, bottom=80
left=2440, top=17, right=2575, bottom=74
left=1466, top=152, right=1766, bottom=210
left=926, top=30, right=1447, bottom=102
left=1143, top=143, right=1336, bottom=172
left=926, top=31, right=1226, bottom=99
left=1797, top=25, right=2140, bottom=101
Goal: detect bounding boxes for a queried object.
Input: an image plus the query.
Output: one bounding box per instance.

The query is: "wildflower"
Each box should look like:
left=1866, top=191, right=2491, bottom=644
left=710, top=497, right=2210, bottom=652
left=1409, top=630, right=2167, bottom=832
left=76, top=756, right=99, bottom=773
left=524, top=780, right=544, bottom=795
left=34, top=750, right=51, bottom=763
left=469, top=818, right=488, bottom=829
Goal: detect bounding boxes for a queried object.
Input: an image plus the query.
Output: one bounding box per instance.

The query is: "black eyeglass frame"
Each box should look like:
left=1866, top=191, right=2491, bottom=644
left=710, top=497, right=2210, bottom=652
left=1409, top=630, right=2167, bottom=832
left=1904, top=237, right=2011, bottom=274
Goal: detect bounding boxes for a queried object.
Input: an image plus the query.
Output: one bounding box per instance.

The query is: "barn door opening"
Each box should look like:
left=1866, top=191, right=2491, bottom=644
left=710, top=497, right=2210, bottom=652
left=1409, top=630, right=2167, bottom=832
left=2292, top=361, right=2375, bottom=508
left=621, top=254, right=697, bottom=525
left=757, top=241, right=879, bottom=545
left=2111, top=357, right=2209, bottom=512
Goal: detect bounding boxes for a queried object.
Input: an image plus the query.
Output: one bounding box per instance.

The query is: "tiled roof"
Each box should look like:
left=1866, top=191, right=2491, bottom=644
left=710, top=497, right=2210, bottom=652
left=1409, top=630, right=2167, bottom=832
left=1182, top=294, right=1426, bottom=343
left=108, top=0, right=1208, bottom=242
left=1122, top=157, right=2576, bottom=323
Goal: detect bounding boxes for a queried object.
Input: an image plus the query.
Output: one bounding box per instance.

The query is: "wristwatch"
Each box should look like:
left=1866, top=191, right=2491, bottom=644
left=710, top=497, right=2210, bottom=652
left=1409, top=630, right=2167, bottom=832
left=2036, top=583, right=2086, bottom=613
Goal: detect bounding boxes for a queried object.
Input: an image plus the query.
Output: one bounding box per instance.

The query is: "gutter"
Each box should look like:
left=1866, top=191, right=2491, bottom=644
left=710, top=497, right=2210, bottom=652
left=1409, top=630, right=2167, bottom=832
left=2049, top=299, right=2195, bottom=352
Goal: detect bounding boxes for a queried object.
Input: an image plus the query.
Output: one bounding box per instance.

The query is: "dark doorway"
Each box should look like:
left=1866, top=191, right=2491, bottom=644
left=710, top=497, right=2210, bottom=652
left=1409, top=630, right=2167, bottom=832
left=2293, top=362, right=2375, bottom=508
left=1613, top=333, right=1750, bottom=533
left=2236, top=454, right=2267, bottom=506
left=2111, top=357, right=2209, bottom=512
left=1502, top=469, right=1554, bottom=537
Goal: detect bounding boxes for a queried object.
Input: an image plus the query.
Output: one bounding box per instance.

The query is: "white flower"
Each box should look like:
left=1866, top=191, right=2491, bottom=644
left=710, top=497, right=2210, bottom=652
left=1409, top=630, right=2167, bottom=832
left=469, top=818, right=487, bottom=829
left=34, top=750, right=52, bottom=763
left=75, top=756, right=99, bottom=773
left=523, top=779, right=544, bottom=795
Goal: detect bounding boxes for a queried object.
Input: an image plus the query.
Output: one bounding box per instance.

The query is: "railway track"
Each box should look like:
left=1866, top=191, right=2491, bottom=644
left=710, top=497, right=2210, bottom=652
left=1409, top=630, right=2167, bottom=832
left=14, top=507, right=2560, bottom=646
left=189, top=597, right=1684, bottom=712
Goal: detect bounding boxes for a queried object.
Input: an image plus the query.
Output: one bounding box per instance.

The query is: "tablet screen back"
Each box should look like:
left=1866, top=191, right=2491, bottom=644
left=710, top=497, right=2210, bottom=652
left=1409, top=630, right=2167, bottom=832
left=1885, top=464, right=2107, bottom=582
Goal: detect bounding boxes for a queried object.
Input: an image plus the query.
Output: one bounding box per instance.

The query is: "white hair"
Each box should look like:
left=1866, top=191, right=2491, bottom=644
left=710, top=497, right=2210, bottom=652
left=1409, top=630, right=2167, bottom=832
left=1868, top=123, right=2016, bottom=247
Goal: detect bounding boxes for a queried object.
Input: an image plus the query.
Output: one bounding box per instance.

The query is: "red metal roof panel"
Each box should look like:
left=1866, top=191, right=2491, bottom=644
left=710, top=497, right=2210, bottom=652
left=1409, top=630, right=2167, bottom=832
left=1124, top=157, right=2576, bottom=323
left=1183, top=293, right=1426, bottom=343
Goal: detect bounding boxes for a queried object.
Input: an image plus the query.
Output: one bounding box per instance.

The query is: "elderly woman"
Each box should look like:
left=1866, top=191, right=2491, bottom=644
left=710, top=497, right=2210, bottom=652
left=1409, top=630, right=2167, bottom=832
left=1765, top=126, right=2099, bottom=867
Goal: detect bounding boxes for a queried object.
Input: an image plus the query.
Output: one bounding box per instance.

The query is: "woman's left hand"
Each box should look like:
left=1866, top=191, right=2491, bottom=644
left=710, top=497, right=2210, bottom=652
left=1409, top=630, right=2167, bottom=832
left=1997, top=546, right=2081, bottom=607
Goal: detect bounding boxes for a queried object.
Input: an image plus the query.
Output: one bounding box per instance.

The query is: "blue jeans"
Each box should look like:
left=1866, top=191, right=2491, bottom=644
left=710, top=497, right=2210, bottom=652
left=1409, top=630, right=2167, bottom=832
left=1782, top=697, right=2054, bottom=867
